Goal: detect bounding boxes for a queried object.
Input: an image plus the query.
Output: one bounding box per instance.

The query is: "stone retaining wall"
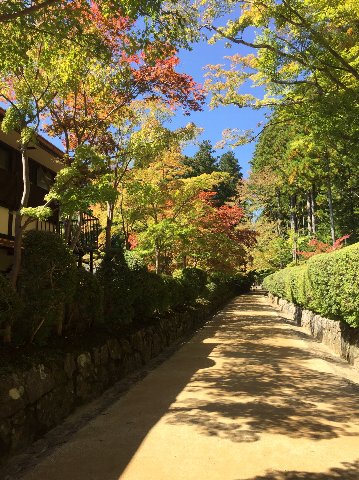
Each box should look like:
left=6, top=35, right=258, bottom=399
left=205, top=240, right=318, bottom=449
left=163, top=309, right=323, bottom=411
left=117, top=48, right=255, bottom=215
left=0, top=304, right=218, bottom=463
left=267, top=293, right=359, bottom=370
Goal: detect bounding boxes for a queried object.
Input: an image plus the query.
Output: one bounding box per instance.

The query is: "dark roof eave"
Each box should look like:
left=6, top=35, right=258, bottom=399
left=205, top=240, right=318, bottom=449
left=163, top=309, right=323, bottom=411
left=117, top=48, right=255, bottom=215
left=0, top=107, right=64, bottom=160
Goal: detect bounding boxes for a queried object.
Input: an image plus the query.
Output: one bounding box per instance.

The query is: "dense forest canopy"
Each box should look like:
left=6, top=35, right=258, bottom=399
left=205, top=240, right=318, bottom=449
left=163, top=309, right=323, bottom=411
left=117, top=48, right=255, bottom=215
left=200, top=0, right=359, bottom=271
left=0, top=0, right=357, bottom=282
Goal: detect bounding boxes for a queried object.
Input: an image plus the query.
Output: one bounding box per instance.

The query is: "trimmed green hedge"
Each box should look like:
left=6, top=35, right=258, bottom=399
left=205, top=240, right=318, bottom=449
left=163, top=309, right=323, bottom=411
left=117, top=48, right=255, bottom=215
left=263, top=243, right=359, bottom=327
left=1, top=231, right=254, bottom=344
left=20, top=230, right=77, bottom=343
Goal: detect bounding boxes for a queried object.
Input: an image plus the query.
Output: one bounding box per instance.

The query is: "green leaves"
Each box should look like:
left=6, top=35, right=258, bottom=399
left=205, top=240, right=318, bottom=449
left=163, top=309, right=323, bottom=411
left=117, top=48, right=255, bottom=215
left=264, top=242, right=359, bottom=327
left=46, top=146, right=116, bottom=218
left=1, top=106, right=22, bottom=133
left=203, top=0, right=359, bottom=159
left=21, top=206, right=52, bottom=221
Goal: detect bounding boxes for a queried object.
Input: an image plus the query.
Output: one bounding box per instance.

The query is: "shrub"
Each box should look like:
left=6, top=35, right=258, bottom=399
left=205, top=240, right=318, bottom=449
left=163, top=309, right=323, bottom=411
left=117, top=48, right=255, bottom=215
left=97, top=250, right=186, bottom=323
left=124, top=250, right=147, bottom=273
left=229, top=272, right=254, bottom=294
left=263, top=242, right=359, bottom=327
left=132, top=271, right=162, bottom=319
left=208, top=271, right=227, bottom=284
left=122, top=251, right=166, bottom=320
left=205, top=281, right=218, bottom=300
left=67, top=268, right=104, bottom=332
left=0, top=274, right=21, bottom=343
left=161, top=275, right=185, bottom=310
left=307, top=244, right=359, bottom=326
left=205, top=275, right=229, bottom=302
left=96, top=249, right=135, bottom=325
left=20, top=231, right=77, bottom=343
left=173, top=267, right=208, bottom=302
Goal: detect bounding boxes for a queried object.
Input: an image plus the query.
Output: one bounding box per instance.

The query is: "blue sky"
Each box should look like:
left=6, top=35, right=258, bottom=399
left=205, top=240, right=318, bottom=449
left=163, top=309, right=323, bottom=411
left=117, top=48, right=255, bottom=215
left=168, top=35, right=267, bottom=178
left=0, top=23, right=268, bottom=179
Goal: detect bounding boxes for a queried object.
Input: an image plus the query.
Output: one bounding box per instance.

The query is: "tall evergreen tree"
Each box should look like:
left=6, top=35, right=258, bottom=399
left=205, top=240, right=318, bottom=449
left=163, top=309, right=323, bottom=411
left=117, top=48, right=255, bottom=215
left=217, top=151, right=243, bottom=203
left=184, top=140, right=218, bottom=176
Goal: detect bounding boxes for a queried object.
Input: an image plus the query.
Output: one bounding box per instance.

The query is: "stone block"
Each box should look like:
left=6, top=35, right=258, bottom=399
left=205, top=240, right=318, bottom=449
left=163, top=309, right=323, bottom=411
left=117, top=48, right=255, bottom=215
left=75, top=374, right=95, bottom=403
left=76, top=352, right=93, bottom=378
left=151, top=333, right=163, bottom=357
left=92, top=344, right=109, bottom=366
left=64, top=353, right=76, bottom=379
left=25, top=364, right=55, bottom=404
left=10, top=407, right=37, bottom=453
left=36, top=383, right=74, bottom=431
left=120, top=339, right=132, bottom=354
left=130, top=331, right=144, bottom=352
left=0, top=417, right=11, bottom=455
left=0, top=374, right=27, bottom=419
left=107, top=338, right=121, bottom=360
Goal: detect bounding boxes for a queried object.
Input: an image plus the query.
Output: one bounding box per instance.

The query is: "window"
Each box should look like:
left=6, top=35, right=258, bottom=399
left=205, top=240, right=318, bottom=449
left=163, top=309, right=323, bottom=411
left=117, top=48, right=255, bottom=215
left=36, top=166, right=53, bottom=191
left=0, top=146, right=10, bottom=171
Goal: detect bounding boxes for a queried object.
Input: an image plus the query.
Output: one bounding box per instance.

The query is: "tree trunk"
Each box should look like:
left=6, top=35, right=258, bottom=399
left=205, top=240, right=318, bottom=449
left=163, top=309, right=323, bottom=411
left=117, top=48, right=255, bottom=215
left=119, top=193, right=130, bottom=249
left=3, top=325, right=12, bottom=344
left=306, top=191, right=312, bottom=235
left=301, top=199, right=306, bottom=235
left=325, top=155, right=335, bottom=244
left=70, top=212, right=83, bottom=251
left=155, top=242, right=160, bottom=274
left=327, top=177, right=335, bottom=245
left=30, top=316, right=46, bottom=344
left=9, top=144, right=30, bottom=291
left=63, top=217, right=71, bottom=244
left=292, top=236, right=298, bottom=264
left=290, top=194, right=297, bottom=233
left=56, top=303, right=66, bottom=337
left=105, top=201, right=114, bottom=250
left=276, top=191, right=283, bottom=237
left=290, top=195, right=298, bottom=263
left=310, top=185, right=316, bottom=235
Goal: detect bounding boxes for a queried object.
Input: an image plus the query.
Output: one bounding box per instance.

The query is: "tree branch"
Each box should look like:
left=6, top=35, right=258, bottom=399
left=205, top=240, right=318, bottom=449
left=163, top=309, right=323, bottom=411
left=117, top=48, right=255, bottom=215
left=0, top=0, right=59, bottom=22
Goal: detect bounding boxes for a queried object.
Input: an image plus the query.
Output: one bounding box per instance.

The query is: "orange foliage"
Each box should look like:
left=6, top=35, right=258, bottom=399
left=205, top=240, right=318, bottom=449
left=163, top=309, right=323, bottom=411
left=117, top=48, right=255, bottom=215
left=297, top=235, right=350, bottom=259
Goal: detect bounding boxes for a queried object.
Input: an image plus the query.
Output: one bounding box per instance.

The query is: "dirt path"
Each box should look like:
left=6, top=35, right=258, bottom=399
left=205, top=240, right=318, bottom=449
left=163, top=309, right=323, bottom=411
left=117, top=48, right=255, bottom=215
left=8, top=292, right=359, bottom=479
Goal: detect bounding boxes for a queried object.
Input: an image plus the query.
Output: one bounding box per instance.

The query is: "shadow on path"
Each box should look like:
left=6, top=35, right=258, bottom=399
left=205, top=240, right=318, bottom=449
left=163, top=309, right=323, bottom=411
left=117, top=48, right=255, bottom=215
left=2, top=311, right=221, bottom=480
left=6, top=292, right=359, bottom=480
left=240, top=459, right=359, bottom=479
left=165, top=294, right=359, bottom=444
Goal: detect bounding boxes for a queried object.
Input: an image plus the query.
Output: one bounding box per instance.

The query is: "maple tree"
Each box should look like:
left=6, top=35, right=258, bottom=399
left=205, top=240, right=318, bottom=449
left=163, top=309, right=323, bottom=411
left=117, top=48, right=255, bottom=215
left=0, top=0, right=205, bottom=295
left=40, top=5, right=204, bottom=249
left=0, top=3, right=117, bottom=289
left=114, top=119, right=254, bottom=274
left=297, top=235, right=350, bottom=259
left=119, top=145, right=226, bottom=273
left=191, top=191, right=256, bottom=272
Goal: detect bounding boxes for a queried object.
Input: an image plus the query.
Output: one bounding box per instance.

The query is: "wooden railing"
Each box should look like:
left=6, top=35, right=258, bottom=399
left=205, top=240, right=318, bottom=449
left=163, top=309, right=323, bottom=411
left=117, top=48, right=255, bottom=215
left=58, top=212, right=100, bottom=252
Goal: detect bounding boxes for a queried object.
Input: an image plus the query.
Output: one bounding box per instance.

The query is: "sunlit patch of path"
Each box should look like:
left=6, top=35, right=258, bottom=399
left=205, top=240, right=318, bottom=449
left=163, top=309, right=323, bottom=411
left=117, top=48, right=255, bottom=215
left=16, top=292, right=359, bottom=480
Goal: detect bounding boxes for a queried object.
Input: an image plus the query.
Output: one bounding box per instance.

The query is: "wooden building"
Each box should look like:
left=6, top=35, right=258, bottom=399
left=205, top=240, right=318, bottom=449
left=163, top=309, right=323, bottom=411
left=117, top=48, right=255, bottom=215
left=0, top=108, right=65, bottom=272
left=0, top=108, right=101, bottom=273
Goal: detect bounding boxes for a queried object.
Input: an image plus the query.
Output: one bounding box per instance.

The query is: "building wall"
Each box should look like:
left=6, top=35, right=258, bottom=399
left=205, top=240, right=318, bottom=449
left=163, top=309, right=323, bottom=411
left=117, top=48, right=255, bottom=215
left=0, top=207, right=57, bottom=272
left=0, top=206, right=8, bottom=235
left=0, top=248, right=13, bottom=273
left=0, top=127, right=63, bottom=273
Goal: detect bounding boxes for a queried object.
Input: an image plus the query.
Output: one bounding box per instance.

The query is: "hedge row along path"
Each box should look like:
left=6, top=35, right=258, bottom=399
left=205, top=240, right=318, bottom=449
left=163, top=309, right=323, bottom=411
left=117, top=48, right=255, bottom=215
left=7, top=292, right=359, bottom=480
